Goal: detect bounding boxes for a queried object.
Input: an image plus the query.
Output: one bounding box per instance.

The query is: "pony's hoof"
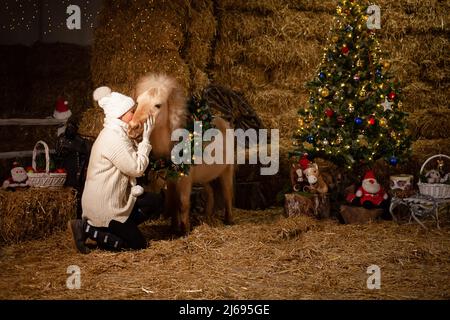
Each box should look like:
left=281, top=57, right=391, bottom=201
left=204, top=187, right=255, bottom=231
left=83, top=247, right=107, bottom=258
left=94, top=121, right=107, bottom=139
left=224, top=218, right=234, bottom=226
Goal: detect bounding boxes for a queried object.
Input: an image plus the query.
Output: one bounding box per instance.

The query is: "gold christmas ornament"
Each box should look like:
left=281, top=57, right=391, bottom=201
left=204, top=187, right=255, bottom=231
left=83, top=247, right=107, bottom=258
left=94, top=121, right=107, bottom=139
left=323, top=138, right=329, bottom=146
left=359, top=88, right=366, bottom=97
left=348, top=103, right=355, bottom=113
left=356, top=59, right=362, bottom=67
left=303, top=142, right=314, bottom=150
left=320, top=88, right=330, bottom=97
left=380, top=117, right=387, bottom=127
left=358, top=135, right=368, bottom=147
left=383, top=61, right=391, bottom=69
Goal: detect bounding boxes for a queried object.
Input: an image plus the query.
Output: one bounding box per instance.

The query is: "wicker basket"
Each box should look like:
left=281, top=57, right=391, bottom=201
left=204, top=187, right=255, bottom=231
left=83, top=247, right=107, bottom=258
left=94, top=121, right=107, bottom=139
left=27, top=140, right=67, bottom=188
left=417, top=154, right=450, bottom=199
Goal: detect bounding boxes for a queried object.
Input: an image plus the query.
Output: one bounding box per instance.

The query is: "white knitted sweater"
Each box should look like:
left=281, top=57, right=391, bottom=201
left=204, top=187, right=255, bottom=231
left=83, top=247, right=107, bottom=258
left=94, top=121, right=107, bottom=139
left=81, top=118, right=151, bottom=227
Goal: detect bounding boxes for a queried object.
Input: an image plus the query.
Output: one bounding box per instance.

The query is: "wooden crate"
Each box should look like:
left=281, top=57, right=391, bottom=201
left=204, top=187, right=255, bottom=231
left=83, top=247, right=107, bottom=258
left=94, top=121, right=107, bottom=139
left=284, top=193, right=330, bottom=219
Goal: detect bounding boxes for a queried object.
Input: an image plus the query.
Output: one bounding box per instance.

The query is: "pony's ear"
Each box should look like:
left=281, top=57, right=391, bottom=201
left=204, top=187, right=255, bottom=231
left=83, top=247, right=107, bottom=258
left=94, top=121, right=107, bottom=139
left=167, top=80, right=187, bottom=131
left=313, top=163, right=319, bottom=170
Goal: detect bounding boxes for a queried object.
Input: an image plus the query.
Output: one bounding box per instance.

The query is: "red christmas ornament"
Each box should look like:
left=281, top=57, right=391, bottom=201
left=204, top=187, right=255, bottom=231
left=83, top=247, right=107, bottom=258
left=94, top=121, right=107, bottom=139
left=337, top=115, right=345, bottom=124
left=368, top=117, right=376, bottom=126
left=341, top=46, right=350, bottom=55
left=325, top=108, right=334, bottom=118
left=388, top=92, right=396, bottom=101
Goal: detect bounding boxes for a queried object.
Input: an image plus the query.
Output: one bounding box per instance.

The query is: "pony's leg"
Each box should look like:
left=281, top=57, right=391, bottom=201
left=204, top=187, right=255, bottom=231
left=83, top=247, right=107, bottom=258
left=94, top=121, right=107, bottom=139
left=203, top=183, right=214, bottom=224
left=176, top=176, right=193, bottom=235
left=219, top=164, right=234, bottom=225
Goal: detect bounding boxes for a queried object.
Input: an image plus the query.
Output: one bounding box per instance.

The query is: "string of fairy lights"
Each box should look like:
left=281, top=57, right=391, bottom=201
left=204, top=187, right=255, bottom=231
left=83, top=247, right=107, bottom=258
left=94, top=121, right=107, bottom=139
left=1, top=0, right=101, bottom=33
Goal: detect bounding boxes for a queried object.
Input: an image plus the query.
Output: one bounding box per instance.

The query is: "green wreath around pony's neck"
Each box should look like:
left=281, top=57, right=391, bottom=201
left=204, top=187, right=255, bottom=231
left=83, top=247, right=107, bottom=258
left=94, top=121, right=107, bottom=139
left=147, top=95, right=215, bottom=179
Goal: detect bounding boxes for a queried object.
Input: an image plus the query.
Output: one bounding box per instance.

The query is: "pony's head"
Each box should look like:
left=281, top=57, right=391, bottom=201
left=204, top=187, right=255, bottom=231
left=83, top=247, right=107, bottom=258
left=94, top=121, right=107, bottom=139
left=128, top=73, right=187, bottom=139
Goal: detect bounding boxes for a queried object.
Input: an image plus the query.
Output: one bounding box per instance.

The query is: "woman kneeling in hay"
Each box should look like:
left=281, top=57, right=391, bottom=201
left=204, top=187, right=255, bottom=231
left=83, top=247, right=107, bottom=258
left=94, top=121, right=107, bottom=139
left=68, top=87, right=164, bottom=254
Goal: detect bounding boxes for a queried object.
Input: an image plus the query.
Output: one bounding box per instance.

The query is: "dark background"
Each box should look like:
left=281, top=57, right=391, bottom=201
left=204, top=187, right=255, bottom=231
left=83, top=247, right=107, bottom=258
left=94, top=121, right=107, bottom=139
left=0, top=0, right=103, bottom=178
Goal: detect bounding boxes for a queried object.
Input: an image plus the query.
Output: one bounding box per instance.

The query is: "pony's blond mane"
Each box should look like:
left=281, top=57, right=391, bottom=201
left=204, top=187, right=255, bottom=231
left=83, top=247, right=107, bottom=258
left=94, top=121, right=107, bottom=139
left=135, top=73, right=187, bottom=130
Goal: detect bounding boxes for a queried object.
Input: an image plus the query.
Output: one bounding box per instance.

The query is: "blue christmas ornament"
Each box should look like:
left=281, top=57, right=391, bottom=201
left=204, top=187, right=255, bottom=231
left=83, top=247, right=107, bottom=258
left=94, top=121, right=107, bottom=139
left=307, top=135, right=314, bottom=143
left=345, top=25, right=353, bottom=32
left=354, top=117, right=363, bottom=125
left=319, top=72, right=326, bottom=81
left=375, top=69, right=382, bottom=77
left=309, top=97, right=315, bottom=105
left=389, top=156, right=399, bottom=166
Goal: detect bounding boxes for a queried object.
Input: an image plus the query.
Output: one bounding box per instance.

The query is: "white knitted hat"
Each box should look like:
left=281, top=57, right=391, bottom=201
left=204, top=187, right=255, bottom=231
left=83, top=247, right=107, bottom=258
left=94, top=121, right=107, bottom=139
left=93, top=86, right=135, bottom=119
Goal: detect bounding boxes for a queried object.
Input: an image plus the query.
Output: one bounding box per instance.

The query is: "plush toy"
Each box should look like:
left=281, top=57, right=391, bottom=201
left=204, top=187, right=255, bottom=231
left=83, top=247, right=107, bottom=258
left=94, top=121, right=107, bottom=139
left=2, top=162, right=29, bottom=189
left=425, top=169, right=441, bottom=183
left=346, top=170, right=388, bottom=209
left=303, top=162, right=329, bottom=194
left=290, top=154, right=310, bottom=191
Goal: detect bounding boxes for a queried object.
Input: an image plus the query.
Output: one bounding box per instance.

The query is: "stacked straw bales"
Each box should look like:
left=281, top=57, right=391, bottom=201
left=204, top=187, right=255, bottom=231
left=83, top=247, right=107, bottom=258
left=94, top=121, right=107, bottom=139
left=0, top=187, right=77, bottom=244
left=208, top=0, right=449, bottom=166
left=85, top=0, right=449, bottom=167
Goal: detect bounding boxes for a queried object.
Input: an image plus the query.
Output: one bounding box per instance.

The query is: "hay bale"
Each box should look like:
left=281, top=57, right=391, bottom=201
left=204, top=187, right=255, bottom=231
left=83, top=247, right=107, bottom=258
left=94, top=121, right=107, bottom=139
left=78, top=107, right=104, bottom=138
left=271, top=65, right=315, bottom=90
left=402, top=82, right=448, bottom=112
left=220, top=12, right=268, bottom=41
left=246, top=88, right=301, bottom=115
left=380, top=35, right=449, bottom=85
left=378, top=0, right=449, bottom=37
left=189, top=68, right=211, bottom=96
left=267, top=9, right=333, bottom=42
left=213, top=38, right=246, bottom=67
left=408, top=109, right=450, bottom=139
left=90, top=0, right=191, bottom=98
left=412, top=139, right=450, bottom=164
left=184, top=4, right=216, bottom=94
left=185, top=6, right=216, bottom=70
left=0, top=187, right=77, bottom=244
left=220, top=10, right=332, bottom=42
left=218, top=0, right=336, bottom=13
left=245, top=37, right=322, bottom=68
left=211, top=64, right=269, bottom=90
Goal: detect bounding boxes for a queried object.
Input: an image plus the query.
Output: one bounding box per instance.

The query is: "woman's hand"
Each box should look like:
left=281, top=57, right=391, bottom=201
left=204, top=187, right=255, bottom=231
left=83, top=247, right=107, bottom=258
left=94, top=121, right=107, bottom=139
left=142, top=116, right=154, bottom=144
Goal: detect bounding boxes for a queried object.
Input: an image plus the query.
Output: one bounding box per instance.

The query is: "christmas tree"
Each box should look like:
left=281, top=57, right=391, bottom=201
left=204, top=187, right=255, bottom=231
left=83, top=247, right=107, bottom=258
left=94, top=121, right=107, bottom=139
left=291, top=0, right=411, bottom=174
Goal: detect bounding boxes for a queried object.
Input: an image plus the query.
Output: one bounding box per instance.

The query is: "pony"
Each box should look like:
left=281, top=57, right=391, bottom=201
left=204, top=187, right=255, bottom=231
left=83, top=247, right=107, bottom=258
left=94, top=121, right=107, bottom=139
left=128, top=73, right=234, bottom=235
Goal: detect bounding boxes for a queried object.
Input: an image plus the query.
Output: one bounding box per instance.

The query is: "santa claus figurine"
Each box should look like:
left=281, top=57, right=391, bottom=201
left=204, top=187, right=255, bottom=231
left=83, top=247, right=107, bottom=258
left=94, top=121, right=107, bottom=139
left=346, top=170, right=389, bottom=209
left=2, top=162, right=29, bottom=189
